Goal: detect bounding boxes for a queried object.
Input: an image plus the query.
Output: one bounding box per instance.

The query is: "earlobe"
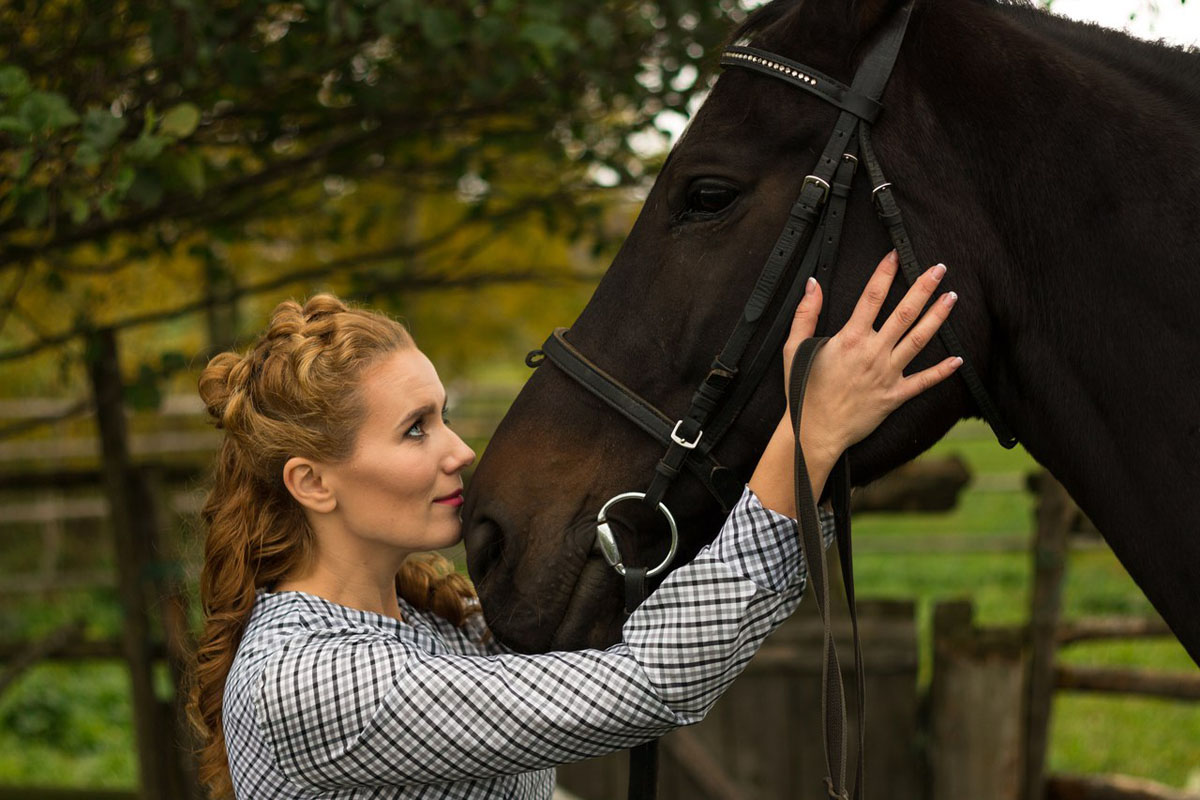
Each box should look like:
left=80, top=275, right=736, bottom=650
left=282, top=456, right=337, bottom=514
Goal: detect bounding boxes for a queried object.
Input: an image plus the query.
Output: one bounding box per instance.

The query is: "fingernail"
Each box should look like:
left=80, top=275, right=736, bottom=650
left=942, top=290, right=958, bottom=306
left=889, top=250, right=899, bottom=263
left=805, top=277, right=817, bottom=295
left=951, top=356, right=964, bottom=368
left=932, top=263, right=947, bottom=281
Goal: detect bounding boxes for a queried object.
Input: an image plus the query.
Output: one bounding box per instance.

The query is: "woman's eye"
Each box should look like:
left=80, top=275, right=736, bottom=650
left=406, top=421, right=426, bottom=438
left=684, top=179, right=739, bottom=216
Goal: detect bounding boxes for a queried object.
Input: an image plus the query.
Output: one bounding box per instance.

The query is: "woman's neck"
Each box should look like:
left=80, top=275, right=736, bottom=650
left=276, top=552, right=405, bottom=621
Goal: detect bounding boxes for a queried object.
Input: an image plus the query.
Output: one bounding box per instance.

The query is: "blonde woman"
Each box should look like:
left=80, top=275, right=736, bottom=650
left=188, top=251, right=959, bottom=798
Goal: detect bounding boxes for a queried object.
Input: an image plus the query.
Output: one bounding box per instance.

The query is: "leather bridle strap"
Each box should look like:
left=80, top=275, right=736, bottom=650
left=858, top=124, right=1018, bottom=447
left=535, top=329, right=745, bottom=511
left=789, top=337, right=860, bottom=800
left=623, top=567, right=657, bottom=800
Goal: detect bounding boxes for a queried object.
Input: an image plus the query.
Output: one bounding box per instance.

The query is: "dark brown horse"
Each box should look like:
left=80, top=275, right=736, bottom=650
left=462, top=0, right=1200, bottom=666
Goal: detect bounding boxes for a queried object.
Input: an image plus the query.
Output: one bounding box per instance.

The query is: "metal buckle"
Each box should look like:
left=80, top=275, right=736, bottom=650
left=670, top=420, right=703, bottom=450
left=595, top=492, right=680, bottom=578
left=871, top=181, right=893, bottom=212
left=801, top=174, right=830, bottom=205
left=841, top=152, right=858, bottom=178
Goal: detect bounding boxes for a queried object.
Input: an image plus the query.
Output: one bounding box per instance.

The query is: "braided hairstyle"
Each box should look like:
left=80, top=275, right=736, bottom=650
left=187, top=294, right=476, bottom=799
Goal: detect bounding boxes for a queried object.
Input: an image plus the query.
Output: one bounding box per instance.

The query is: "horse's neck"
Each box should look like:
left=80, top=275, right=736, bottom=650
left=910, top=1, right=1200, bottom=663
left=1003, top=4, right=1200, bottom=110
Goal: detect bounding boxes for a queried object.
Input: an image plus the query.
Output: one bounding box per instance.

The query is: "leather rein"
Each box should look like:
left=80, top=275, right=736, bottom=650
left=525, top=5, right=1017, bottom=798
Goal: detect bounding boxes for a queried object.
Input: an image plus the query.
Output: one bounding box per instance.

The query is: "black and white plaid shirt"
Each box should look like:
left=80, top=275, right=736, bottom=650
left=224, top=485, right=835, bottom=799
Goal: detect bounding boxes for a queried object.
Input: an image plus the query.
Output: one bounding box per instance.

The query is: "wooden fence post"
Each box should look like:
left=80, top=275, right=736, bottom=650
left=1022, top=472, right=1077, bottom=800
left=137, top=464, right=204, bottom=800
left=929, top=600, right=1025, bottom=800
left=85, top=328, right=188, bottom=800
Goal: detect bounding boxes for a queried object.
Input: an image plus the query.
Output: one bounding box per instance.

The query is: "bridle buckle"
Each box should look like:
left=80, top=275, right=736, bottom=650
left=670, top=420, right=703, bottom=450
left=871, top=181, right=893, bottom=212
left=801, top=174, right=831, bottom=206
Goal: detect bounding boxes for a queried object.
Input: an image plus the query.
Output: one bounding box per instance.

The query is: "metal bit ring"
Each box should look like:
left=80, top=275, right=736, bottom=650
left=594, top=492, right=679, bottom=578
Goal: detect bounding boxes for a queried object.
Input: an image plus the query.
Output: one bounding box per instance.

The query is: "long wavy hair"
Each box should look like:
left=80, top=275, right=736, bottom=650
left=187, top=294, right=476, bottom=799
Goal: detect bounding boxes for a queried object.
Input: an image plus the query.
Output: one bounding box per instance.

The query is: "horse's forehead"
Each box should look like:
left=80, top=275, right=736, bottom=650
left=679, top=74, right=805, bottom=145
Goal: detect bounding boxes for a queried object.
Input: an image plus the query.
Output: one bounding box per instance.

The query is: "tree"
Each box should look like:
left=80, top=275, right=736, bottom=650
left=0, top=0, right=744, bottom=404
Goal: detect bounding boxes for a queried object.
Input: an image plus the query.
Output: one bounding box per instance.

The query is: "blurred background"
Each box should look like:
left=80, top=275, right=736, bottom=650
left=0, top=0, right=1196, bottom=798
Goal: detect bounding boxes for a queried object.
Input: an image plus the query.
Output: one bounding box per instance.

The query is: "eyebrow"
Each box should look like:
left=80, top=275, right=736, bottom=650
left=396, top=400, right=450, bottom=431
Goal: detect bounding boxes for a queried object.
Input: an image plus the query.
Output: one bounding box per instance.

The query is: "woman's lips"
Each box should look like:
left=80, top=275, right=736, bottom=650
left=434, top=489, right=464, bottom=507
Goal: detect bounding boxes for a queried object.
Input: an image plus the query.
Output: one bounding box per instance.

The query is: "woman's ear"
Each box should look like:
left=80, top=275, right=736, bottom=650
left=283, top=456, right=337, bottom=514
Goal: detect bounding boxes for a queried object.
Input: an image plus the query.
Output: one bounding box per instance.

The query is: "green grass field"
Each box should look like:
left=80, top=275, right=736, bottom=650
left=0, top=420, right=1197, bottom=792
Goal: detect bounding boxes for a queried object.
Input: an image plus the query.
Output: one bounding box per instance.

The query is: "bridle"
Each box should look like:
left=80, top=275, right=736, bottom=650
left=525, top=4, right=1017, bottom=798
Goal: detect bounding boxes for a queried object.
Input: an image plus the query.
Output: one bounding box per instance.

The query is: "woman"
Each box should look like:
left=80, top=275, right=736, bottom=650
left=188, top=251, right=960, bottom=799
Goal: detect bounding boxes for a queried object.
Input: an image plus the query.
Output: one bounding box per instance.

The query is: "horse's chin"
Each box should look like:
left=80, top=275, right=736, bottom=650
left=480, top=557, right=624, bottom=653
left=547, top=556, right=625, bottom=651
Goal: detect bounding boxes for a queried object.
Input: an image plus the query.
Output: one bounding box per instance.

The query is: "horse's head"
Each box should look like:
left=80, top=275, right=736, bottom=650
left=464, top=0, right=1014, bottom=652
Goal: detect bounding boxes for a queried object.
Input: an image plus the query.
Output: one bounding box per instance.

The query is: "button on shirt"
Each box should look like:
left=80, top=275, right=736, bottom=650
left=223, top=485, right=835, bottom=799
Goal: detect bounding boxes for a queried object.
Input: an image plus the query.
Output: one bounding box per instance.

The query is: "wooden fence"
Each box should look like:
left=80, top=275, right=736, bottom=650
left=1, top=373, right=1197, bottom=799
left=556, top=473, right=1200, bottom=800
left=557, top=599, right=922, bottom=800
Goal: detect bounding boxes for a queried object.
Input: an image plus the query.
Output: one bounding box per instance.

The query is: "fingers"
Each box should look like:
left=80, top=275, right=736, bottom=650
left=895, top=355, right=963, bottom=404
left=891, top=287, right=957, bottom=368
left=787, top=276, right=823, bottom=344
left=877, top=262, right=947, bottom=347
left=783, top=278, right=822, bottom=401
left=844, top=250, right=899, bottom=334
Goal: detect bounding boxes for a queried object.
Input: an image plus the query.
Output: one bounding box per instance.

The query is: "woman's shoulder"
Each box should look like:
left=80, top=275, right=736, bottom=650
left=232, top=590, right=403, bottom=671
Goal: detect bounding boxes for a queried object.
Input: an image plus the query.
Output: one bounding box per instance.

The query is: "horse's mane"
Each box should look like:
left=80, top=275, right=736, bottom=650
left=730, top=0, right=1200, bottom=109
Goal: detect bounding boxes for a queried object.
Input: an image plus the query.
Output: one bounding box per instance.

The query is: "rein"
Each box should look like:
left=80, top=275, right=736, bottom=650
left=525, top=4, right=1017, bottom=797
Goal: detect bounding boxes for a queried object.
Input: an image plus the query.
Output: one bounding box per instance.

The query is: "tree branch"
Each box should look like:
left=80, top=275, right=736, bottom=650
left=0, top=190, right=584, bottom=364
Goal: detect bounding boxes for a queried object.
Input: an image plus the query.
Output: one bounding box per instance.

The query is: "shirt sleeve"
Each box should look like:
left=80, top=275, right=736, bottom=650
left=254, top=485, right=838, bottom=792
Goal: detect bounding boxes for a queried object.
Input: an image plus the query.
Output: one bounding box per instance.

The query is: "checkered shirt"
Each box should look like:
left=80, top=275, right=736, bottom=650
left=223, top=485, right=836, bottom=799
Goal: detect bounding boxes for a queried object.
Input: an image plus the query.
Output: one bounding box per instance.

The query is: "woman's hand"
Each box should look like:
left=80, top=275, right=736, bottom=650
left=782, top=250, right=963, bottom=457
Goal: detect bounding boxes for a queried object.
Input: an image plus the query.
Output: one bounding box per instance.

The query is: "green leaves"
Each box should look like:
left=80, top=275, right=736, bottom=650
left=82, top=108, right=127, bottom=151
left=0, top=0, right=740, bottom=312
left=160, top=104, right=201, bottom=139
left=123, top=363, right=163, bottom=411
left=419, top=7, right=463, bottom=48
left=17, top=91, right=79, bottom=136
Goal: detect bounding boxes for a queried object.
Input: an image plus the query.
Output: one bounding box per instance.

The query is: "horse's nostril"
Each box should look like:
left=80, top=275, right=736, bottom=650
left=464, top=516, right=504, bottom=584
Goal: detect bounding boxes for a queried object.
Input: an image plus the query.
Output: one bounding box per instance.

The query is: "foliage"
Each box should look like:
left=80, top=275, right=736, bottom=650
left=0, top=0, right=744, bottom=401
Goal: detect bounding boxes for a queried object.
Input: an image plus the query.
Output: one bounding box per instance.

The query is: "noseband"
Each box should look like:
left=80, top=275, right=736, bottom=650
left=525, top=5, right=1016, bottom=798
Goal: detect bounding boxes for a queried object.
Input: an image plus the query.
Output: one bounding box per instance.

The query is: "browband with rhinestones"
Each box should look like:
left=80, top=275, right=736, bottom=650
left=720, top=45, right=883, bottom=122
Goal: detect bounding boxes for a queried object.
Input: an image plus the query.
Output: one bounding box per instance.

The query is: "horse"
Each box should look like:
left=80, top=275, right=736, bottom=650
left=461, top=0, right=1200, bottom=667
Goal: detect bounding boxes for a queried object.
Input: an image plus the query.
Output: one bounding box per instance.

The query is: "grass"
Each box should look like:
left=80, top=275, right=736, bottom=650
left=850, top=421, right=1200, bottom=790
left=0, top=420, right=1197, bottom=792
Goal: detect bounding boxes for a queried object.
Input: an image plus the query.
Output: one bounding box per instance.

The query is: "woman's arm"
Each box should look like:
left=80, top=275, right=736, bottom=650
left=253, top=486, right=827, bottom=792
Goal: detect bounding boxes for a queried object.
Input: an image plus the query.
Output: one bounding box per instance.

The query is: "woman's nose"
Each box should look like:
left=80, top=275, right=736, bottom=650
left=449, top=429, right=476, bottom=471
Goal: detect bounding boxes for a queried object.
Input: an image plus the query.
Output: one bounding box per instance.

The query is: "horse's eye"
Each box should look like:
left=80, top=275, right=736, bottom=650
left=684, top=179, right=739, bottom=216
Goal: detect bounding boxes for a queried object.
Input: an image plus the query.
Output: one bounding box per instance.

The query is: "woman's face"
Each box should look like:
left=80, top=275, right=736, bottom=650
left=322, top=347, right=476, bottom=556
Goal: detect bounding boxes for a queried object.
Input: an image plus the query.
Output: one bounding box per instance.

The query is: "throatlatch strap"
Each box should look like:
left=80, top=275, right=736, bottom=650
left=858, top=125, right=1018, bottom=449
